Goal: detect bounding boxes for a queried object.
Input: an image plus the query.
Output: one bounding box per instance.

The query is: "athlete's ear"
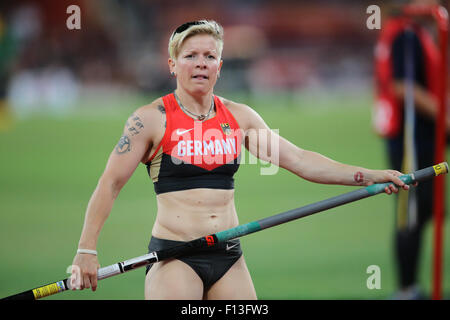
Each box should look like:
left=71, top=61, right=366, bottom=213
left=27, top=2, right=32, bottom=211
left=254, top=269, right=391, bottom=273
left=168, top=58, right=176, bottom=76
left=217, top=59, right=223, bottom=78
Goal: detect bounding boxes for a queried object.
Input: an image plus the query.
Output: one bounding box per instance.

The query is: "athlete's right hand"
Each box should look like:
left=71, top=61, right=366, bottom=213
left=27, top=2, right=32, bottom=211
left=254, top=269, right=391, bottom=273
left=71, top=253, right=100, bottom=291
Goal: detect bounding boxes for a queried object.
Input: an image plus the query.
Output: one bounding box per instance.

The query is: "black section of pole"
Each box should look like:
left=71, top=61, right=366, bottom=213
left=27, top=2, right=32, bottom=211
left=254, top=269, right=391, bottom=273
left=258, top=189, right=370, bottom=230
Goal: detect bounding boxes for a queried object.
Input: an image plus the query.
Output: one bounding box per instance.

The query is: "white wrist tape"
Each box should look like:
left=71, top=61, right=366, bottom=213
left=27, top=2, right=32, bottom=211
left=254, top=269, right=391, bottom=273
left=77, top=249, right=97, bottom=255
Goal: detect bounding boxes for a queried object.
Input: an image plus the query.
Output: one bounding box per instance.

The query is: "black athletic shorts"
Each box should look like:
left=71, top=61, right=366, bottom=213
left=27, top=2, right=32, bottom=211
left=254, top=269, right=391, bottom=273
left=145, top=236, right=242, bottom=289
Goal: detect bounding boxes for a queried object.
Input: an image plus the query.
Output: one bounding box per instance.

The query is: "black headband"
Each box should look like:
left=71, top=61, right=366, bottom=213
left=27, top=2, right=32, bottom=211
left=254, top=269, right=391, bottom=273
left=171, top=21, right=206, bottom=39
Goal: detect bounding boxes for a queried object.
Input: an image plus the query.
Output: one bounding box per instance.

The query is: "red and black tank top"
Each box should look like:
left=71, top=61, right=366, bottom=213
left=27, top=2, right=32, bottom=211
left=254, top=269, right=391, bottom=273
left=146, top=93, right=242, bottom=195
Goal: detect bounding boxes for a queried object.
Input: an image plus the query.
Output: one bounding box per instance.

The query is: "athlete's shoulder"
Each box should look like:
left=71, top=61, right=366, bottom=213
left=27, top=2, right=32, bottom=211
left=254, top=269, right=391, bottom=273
left=128, top=98, right=168, bottom=127
left=217, top=96, right=263, bottom=130
left=217, top=96, right=255, bottom=117
left=135, top=97, right=165, bottom=117
left=122, top=97, right=166, bottom=139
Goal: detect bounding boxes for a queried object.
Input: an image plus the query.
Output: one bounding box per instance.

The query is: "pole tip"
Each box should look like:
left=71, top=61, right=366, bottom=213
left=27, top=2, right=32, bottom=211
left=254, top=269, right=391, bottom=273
left=434, top=162, right=449, bottom=176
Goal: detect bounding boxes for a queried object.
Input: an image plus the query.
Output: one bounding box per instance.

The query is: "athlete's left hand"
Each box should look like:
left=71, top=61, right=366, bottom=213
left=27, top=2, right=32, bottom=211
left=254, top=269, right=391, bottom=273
left=367, top=170, right=417, bottom=195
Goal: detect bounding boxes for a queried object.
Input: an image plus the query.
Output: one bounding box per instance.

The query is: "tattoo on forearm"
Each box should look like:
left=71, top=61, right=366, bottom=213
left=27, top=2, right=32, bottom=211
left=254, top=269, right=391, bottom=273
left=115, top=134, right=131, bottom=154
left=354, top=171, right=364, bottom=184
left=126, top=113, right=144, bottom=137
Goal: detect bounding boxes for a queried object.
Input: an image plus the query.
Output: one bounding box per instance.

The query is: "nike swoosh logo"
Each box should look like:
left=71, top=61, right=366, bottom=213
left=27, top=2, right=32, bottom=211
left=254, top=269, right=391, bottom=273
left=226, top=241, right=239, bottom=251
left=176, top=128, right=194, bottom=135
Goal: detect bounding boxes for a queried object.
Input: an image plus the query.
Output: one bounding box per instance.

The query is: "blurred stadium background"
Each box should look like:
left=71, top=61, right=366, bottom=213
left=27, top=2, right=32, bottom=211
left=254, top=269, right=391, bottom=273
left=0, top=0, right=449, bottom=299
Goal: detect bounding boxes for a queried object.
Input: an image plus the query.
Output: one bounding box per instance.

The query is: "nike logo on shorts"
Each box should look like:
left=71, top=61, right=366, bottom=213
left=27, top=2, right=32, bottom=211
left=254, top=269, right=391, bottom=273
left=226, top=241, right=239, bottom=251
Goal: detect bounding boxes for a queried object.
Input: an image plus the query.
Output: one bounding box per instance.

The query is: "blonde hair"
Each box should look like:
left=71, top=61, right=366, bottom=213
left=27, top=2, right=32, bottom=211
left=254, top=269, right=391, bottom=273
left=168, top=20, right=224, bottom=60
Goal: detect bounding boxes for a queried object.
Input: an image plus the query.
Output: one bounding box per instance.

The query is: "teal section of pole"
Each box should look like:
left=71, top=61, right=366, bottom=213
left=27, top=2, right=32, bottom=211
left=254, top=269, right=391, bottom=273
left=215, top=222, right=262, bottom=242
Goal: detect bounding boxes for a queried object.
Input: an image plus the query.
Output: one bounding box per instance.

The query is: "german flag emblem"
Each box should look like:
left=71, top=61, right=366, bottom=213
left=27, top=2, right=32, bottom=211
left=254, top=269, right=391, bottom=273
left=220, top=123, right=231, bottom=135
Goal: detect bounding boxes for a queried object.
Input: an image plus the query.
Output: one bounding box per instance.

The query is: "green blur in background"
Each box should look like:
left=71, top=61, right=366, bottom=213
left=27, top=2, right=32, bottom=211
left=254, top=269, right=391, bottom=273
left=0, top=91, right=449, bottom=300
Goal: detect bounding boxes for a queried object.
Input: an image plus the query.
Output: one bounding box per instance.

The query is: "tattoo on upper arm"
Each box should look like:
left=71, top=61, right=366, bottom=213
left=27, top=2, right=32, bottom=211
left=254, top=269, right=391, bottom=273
left=126, top=113, right=145, bottom=137
left=158, top=105, right=166, bottom=128
left=115, top=134, right=131, bottom=154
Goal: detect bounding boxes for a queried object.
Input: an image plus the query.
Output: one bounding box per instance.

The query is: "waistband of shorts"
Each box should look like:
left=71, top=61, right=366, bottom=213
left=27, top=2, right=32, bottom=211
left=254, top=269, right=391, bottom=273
left=149, top=235, right=240, bottom=250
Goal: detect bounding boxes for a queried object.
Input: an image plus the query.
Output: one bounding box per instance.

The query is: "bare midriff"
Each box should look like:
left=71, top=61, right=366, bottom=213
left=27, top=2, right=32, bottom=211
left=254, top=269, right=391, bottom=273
left=152, top=188, right=239, bottom=241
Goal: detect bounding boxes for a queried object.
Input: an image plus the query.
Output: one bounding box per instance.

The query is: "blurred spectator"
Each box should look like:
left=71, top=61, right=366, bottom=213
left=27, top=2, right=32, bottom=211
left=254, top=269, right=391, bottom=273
left=373, top=0, right=449, bottom=299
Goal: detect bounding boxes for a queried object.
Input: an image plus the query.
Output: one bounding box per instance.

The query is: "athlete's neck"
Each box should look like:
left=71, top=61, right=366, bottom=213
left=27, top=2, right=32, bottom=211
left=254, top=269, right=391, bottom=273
left=174, top=88, right=214, bottom=115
